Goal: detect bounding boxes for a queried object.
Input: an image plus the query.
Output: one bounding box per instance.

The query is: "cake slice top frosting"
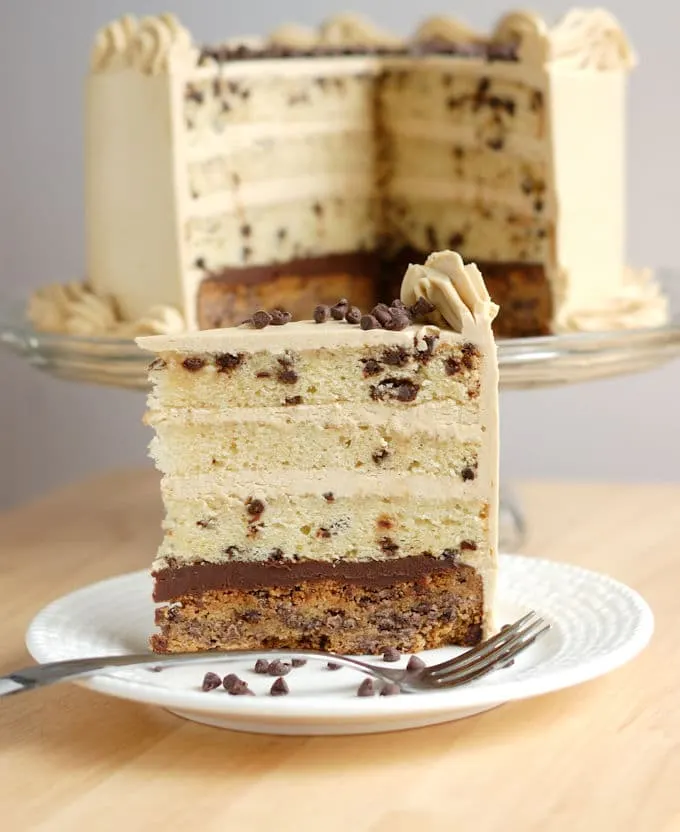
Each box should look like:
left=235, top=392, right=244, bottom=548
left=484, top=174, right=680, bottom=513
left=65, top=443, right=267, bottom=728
left=136, top=251, right=498, bottom=355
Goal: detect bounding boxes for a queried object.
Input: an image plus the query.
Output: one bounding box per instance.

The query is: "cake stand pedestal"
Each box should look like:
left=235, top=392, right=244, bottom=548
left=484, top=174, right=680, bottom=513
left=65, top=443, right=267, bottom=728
left=3, top=269, right=679, bottom=551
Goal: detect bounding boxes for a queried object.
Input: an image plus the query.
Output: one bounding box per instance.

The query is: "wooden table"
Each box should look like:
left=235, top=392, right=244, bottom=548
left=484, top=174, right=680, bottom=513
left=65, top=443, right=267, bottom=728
left=0, top=471, right=678, bottom=832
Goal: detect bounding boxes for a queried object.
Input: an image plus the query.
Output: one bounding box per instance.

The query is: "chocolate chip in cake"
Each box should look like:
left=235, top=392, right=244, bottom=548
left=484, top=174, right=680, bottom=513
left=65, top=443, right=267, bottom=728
left=195, top=518, right=214, bottom=529
left=381, top=346, right=409, bottom=367
left=372, top=449, right=389, bottom=464
left=345, top=306, right=362, bottom=324
left=313, top=304, right=330, bottom=323
left=461, top=466, right=476, bottom=482
left=285, top=395, right=304, bottom=406
left=201, top=672, right=222, bottom=691
left=182, top=357, right=206, bottom=372
left=463, top=623, right=483, bottom=645
left=149, top=358, right=166, bottom=371
left=270, top=677, right=289, bottom=696
left=327, top=662, right=342, bottom=671
left=268, top=660, right=291, bottom=676
left=316, top=527, right=331, bottom=539
left=361, top=314, right=381, bottom=330
left=194, top=256, right=207, bottom=270
left=312, top=202, right=323, bottom=217
left=291, top=658, right=307, bottom=668
left=410, top=297, right=436, bottom=319
left=487, top=136, right=504, bottom=151
left=406, top=655, right=426, bottom=672
left=222, top=673, right=241, bottom=692
left=277, top=368, right=298, bottom=384
left=449, top=232, right=465, bottom=249
left=442, top=548, right=459, bottom=561
left=256, top=371, right=271, bottom=379
left=357, top=678, right=375, bottom=697
left=380, top=682, right=401, bottom=696
left=370, top=378, right=419, bottom=403
left=362, top=358, right=383, bottom=377
left=444, top=357, right=462, bottom=376
left=215, top=352, right=244, bottom=372
left=382, top=647, right=401, bottom=663
left=252, top=310, right=272, bottom=329
left=246, top=498, right=265, bottom=516
left=461, top=540, right=478, bottom=551
left=270, top=309, right=292, bottom=326
left=323, top=492, right=335, bottom=502
left=462, top=343, right=480, bottom=369
left=254, top=659, right=270, bottom=674
left=331, top=299, right=349, bottom=320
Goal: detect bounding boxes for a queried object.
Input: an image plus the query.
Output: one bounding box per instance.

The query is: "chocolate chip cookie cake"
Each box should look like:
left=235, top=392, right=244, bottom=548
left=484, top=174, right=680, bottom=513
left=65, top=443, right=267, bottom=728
left=29, top=8, right=668, bottom=339
left=138, top=250, right=499, bottom=654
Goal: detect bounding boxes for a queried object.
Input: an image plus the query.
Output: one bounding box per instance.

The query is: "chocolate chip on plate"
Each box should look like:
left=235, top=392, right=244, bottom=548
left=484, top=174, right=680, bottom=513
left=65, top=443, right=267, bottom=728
left=268, top=660, right=291, bottom=676
left=201, top=671, right=222, bottom=691
left=382, top=647, right=401, bottom=663
left=357, top=678, right=375, bottom=697
left=222, top=673, right=241, bottom=692
left=406, top=655, right=426, bottom=671
left=254, top=658, right=270, bottom=674
left=380, top=682, right=401, bottom=696
left=270, top=677, right=290, bottom=696
left=291, top=658, right=307, bottom=668
left=230, top=679, right=255, bottom=696
left=327, top=662, right=342, bottom=671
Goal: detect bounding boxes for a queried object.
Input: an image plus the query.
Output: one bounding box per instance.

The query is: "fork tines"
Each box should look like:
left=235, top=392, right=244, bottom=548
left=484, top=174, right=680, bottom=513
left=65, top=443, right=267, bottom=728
left=421, top=611, right=549, bottom=688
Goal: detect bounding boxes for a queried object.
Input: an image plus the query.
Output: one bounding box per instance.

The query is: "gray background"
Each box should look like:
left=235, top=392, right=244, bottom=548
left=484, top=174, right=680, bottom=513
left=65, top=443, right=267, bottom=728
left=1, top=0, right=678, bottom=509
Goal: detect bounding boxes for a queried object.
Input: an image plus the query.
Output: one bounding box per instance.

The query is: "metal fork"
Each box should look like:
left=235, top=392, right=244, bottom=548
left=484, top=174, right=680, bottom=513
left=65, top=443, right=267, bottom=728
left=1, top=611, right=548, bottom=697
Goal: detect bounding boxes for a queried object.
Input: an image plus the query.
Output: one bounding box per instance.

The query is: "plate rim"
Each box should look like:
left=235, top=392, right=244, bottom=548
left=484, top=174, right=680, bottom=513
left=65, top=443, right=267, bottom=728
left=24, top=554, right=654, bottom=720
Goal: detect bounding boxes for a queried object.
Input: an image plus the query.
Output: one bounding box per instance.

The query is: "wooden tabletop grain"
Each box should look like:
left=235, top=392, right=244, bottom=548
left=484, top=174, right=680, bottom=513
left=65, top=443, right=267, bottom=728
left=0, top=469, right=678, bottom=832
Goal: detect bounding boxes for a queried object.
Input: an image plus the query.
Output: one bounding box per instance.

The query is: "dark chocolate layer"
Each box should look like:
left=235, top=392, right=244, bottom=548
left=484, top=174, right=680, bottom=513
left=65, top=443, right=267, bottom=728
left=204, top=251, right=380, bottom=287
left=152, top=553, right=463, bottom=602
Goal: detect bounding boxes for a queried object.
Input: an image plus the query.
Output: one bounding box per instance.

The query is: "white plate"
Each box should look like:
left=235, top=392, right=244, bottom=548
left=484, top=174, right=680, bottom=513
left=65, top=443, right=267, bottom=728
left=25, top=555, right=653, bottom=736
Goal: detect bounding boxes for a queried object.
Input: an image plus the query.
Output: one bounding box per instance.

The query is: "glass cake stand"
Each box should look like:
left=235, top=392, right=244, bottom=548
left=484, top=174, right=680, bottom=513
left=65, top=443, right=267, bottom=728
left=3, top=269, right=680, bottom=550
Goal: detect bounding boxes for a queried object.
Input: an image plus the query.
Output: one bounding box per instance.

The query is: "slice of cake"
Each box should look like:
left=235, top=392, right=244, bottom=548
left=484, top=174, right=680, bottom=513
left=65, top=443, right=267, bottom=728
left=138, top=250, right=499, bottom=654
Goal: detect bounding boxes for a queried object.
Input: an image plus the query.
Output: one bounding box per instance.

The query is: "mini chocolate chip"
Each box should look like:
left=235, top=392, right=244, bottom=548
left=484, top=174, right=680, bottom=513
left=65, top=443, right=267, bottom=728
left=270, top=677, right=289, bottom=696
left=362, top=358, right=382, bottom=377
left=372, top=449, right=389, bottom=464
left=215, top=352, right=243, bottom=372
left=410, top=297, right=436, bottom=318
left=246, top=498, right=265, bottom=516
left=442, top=548, right=459, bottom=561
left=230, top=679, right=255, bottom=696
left=382, top=647, right=401, bottom=663
left=241, top=223, right=252, bottom=237
left=285, top=395, right=303, bottom=406
left=327, top=662, right=342, bottom=671
left=357, top=678, right=375, bottom=697
left=313, top=305, right=330, bottom=323
left=256, top=371, right=271, bottom=379
left=381, top=346, right=409, bottom=367
left=222, top=673, right=241, bottom=692
left=371, top=303, right=393, bottom=327
left=323, top=492, right=335, bottom=502
left=194, top=256, right=207, bottom=269
left=461, top=540, right=477, bottom=551
left=254, top=659, right=270, bottom=674
left=345, top=306, right=362, bottom=324
left=385, top=312, right=410, bottom=331
left=277, top=368, right=298, bottom=384
left=461, top=467, right=476, bottom=482
left=331, top=299, right=349, bottom=320
left=270, top=309, right=292, bottom=326
left=291, top=658, right=307, bottom=668
left=201, top=672, right=222, bottom=691
left=182, top=357, right=205, bottom=371
left=361, top=314, right=381, bottom=330
left=268, top=660, right=291, bottom=676
left=380, top=682, right=401, bottom=696
left=146, top=666, right=164, bottom=673
left=406, top=655, right=426, bottom=671
left=444, top=357, right=462, bottom=376
left=252, top=310, right=272, bottom=329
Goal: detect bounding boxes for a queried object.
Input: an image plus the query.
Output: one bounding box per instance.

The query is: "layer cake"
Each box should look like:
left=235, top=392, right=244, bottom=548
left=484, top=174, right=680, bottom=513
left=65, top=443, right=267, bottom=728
left=29, top=9, right=668, bottom=340
left=138, top=250, right=499, bottom=654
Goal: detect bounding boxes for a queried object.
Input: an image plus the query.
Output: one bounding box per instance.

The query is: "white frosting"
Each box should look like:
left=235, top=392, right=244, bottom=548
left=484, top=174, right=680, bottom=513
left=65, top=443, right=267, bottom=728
left=28, top=281, right=185, bottom=338
left=401, top=251, right=499, bottom=335
left=90, top=13, right=197, bottom=75
left=554, top=268, right=668, bottom=333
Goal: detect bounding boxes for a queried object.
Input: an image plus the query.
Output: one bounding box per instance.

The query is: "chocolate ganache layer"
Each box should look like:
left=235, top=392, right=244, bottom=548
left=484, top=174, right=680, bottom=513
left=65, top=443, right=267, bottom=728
left=152, top=553, right=470, bottom=602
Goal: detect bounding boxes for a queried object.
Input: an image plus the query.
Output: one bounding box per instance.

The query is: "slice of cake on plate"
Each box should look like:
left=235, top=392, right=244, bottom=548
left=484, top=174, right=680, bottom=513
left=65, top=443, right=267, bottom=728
left=138, top=250, right=499, bottom=654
